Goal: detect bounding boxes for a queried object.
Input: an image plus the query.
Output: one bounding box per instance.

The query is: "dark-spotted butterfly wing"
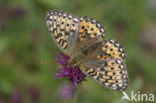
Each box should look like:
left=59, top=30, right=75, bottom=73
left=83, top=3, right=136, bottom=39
left=46, top=10, right=129, bottom=91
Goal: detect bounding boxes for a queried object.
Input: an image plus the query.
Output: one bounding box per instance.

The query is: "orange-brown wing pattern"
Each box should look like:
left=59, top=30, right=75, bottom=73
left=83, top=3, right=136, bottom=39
left=46, top=10, right=80, bottom=56
left=78, top=16, right=105, bottom=41
left=46, top=10, right=129, bottom=91
left=73, top=16, right=106, bottom=58
left=80, top=40, right=129, bottom=91
left=82, top=58, right=129, bottom=90
left=96, top=39, right=126, bottom=60
left=46, top=10, right=106, bottom=58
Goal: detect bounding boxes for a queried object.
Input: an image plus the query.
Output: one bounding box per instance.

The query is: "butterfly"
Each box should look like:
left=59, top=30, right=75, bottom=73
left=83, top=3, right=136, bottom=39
left=46, top=10, right=129, bottom=91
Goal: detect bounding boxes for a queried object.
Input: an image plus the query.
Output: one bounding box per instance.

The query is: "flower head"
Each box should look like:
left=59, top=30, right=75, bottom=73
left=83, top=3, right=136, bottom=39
left=56, top=53, right=85, bottom=87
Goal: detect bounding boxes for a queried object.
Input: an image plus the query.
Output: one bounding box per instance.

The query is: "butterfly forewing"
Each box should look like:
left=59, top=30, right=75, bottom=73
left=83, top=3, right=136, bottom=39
left=46, top=10, right=106, bottom=59
left=46, top=10, right=80, bottom=56
left=78, top=16, right=105, bottom=41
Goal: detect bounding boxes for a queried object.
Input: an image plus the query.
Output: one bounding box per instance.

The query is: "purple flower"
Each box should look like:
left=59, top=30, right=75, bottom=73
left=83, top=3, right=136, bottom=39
left=55, top=53, right=85, bottom=87
left=11, top=91, right=23, bottom=103
left=29, top=87, right=40, bottom=102
left=58, top=83, right=74, bottom=99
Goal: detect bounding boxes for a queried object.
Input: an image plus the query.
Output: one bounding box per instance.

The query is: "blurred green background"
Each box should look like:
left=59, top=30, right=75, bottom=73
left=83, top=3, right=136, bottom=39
left=0, top=0, right=156, bottom=103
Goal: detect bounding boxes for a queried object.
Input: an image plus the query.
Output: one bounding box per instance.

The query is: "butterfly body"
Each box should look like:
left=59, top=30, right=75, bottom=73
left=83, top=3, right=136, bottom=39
left=46, top=10, right=129, bottom=91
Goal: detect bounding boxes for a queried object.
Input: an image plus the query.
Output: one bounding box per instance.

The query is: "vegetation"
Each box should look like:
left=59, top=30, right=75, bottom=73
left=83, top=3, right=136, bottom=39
left=0, top=0, right=156, bottom=103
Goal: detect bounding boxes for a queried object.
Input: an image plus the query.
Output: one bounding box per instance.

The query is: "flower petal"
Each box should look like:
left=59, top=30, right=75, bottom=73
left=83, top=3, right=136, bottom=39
left=56, top=56, right=67, bottom=66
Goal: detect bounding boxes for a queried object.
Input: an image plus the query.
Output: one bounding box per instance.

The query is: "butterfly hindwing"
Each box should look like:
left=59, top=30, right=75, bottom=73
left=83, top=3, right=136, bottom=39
left=97, top=39, right=126, bottom=60
left=81, top=58, right=129, bottom=90
left=80, top=40, right=129, bottom=90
